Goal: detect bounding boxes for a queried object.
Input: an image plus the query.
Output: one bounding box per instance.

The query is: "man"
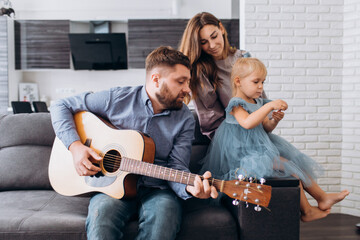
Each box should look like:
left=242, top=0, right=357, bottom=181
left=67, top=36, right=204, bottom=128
left=51, top=46, right=218, bottom=240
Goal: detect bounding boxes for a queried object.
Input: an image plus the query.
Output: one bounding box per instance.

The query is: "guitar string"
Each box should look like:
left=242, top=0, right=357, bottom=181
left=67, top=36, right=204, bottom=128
left=96, top=153, right=268, bottom=202
left=102, top=154, right=263, bottom=183
left=99, top=153, right=227, bottom=185
left=96, top=156, right=269, bottom=205
left=103, top=154, right=264, bottom=191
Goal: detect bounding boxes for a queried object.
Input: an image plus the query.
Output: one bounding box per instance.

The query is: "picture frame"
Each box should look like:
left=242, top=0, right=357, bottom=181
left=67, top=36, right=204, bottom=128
left=18, top=83, right=39, bottom=103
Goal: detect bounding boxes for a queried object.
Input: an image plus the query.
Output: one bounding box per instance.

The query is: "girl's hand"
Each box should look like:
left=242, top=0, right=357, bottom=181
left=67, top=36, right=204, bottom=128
left=270, top=99, right=288, bottom=111
left=272, top=110, right=285, bottom=122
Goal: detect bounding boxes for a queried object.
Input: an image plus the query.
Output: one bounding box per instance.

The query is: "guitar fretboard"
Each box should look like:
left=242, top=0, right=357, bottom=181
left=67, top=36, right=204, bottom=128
left=119, top=157, right=224, bottom=191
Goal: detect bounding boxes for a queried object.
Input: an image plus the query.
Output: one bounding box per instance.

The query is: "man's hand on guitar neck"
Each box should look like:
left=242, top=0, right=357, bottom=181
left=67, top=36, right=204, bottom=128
left=186, top=171, right=218, bottom=199
left=69, top=141, right=102, bottom=176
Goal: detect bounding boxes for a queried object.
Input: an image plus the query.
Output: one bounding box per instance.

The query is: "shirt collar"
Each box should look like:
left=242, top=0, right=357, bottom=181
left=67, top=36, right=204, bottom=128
left=140, top=86, right=170, bottom=116
left=140, top=86, right=150, bottom=106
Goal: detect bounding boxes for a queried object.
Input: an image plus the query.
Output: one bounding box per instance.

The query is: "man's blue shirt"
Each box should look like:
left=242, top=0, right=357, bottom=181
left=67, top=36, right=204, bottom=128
left=51, top=86, right=195, bottom=200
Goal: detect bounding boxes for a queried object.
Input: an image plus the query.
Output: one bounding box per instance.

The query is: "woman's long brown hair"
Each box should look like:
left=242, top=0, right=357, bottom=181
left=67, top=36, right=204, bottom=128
left=179, top=12, right=236, bottom=103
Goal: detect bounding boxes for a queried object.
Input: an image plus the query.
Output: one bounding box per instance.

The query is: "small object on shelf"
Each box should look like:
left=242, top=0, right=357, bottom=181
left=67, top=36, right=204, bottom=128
left=18, top=83, right=39, bottom=103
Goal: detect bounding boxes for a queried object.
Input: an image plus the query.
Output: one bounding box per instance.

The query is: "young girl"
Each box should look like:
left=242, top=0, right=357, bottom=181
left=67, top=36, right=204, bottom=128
left=200, top=57, right=349, bottom=222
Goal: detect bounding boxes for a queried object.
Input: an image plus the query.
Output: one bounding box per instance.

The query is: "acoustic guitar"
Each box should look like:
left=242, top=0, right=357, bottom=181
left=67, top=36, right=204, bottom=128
left=49, top=111, right=271, bottom=209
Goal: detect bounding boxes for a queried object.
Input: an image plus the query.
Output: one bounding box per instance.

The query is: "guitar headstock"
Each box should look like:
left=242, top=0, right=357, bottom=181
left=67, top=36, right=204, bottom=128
left=222, top=178, right=272, bottom=209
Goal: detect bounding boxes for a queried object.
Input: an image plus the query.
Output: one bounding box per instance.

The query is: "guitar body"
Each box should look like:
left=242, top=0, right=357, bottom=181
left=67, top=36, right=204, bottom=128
left=49, top=111, right=155, bottom=199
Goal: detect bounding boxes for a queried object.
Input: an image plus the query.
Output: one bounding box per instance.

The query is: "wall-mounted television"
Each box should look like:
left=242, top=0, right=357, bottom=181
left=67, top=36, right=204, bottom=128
left=68, top=33, right=128, bottom=70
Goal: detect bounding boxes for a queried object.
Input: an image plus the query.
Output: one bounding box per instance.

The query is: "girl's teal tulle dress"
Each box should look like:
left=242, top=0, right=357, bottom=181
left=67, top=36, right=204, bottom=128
left=199, top=97, right=322, bottom=187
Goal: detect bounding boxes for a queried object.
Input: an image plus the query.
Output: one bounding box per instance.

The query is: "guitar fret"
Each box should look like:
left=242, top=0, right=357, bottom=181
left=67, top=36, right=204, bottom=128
left=161, top=166, right=165, bottom=180
left=122, top=157, right=126, bottom=171
left=137, top=161, right=141, bottom=174
left=160, top=166, right=164, bottom=179
left=171, top=169, right=175, bottom=181
left=156, top=165, right=160, bottom=178
left=125, top=158, right=128, bottom=171
left=130, top=159, right=134, bottom=173
left=152, top=163, right=156, bottom=178
left=126, top=158, right=130, bottom=171
left=135, top=160, right=140, bottom=174
left=129, top=158, right=133, bottom=172
left=127, top=158, right=131, bottom=172
left=143, top=162, right=147, bottom=175
left=121, top=157, right=125, bottom=170
left=131, top=160, right=135, bottom=173
left=123, top=157, right=127, bottom=171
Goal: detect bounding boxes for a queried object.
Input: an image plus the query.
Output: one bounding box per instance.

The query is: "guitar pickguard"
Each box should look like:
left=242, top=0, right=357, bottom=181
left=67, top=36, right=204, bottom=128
left=85, top=174, right=117, bottom=187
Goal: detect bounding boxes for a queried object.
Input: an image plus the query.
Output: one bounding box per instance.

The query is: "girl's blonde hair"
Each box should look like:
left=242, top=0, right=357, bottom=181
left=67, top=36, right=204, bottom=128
left=179, top=12, right=236, bottom=103
left=230, top=58, right=267, bottom=96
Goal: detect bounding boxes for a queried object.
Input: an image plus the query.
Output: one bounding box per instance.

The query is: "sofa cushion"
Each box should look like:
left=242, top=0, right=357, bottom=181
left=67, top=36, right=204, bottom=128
left=0, top=190, right=89, bottom=240
left=0, top=113, right=55, bottom=190
left=0, top=113, right=55, bottom=147
left=122, top=198, right=238, bottom=240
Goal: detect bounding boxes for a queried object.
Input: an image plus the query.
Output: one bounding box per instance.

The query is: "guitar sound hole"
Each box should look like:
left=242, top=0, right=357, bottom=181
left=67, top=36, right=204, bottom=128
left=103, top=150, right=121, bottom=173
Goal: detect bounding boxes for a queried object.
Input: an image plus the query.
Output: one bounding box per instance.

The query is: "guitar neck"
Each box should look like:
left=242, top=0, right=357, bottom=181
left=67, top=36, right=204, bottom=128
left=120, top=157, right=224, bottom=191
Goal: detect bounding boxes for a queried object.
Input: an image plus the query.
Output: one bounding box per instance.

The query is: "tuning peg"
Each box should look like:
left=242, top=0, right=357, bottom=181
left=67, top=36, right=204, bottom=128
left=249, top=177, right=253, bottom=183
left=245, top=202, right=249, bottom=208
left=260, top=178, right=266, bottom=185
left=254, top=205, right=262, bottom=212
left=238, top=174, right=245, bottom=181
left=232, top=199, right=240, bottom=206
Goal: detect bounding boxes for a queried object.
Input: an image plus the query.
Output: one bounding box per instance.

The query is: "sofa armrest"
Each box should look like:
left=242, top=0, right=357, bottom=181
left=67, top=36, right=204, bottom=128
left=223, top=177, right=300, bottom=240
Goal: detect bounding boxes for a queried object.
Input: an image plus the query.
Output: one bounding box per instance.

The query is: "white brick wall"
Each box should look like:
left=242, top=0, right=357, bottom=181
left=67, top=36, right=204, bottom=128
left=245, top=0, right=360, bottom=216
left=342, top=0, right=360, bottom=217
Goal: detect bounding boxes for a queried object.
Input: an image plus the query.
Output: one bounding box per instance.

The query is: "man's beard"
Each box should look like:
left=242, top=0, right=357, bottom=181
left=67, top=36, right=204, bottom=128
left=156, top=83, right=184, bottom=110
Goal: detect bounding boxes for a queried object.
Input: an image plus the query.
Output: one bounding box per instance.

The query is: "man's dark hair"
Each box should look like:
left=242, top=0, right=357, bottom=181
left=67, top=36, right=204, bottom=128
left=145, top=46, right=191, bottom=73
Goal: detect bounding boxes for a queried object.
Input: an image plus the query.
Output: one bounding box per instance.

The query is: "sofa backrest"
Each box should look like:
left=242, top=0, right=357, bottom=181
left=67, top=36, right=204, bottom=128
left=0, top=111, right=209, bottom=191
left=0, top=113, right=55, bottom=191
left=189, top=112, right=210, bottom=173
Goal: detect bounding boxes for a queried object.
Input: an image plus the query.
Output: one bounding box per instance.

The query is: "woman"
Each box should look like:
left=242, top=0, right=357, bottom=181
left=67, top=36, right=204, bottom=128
left=179, top=12, right=260, bottom=139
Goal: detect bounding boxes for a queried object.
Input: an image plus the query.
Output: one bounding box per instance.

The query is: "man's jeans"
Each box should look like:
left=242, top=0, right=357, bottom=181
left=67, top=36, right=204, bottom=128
left=86, top=188, right=182, bottom=240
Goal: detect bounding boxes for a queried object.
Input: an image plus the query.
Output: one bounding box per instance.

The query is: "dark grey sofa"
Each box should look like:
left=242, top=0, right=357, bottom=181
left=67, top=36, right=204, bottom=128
left=0, top=112, right=300, bottom=240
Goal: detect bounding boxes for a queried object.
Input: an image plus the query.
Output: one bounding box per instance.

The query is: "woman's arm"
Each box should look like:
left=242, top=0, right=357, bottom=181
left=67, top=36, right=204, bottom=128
left=231, top=99, right=287, bottom=129
left=193, top=74, right=227, bottom=139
